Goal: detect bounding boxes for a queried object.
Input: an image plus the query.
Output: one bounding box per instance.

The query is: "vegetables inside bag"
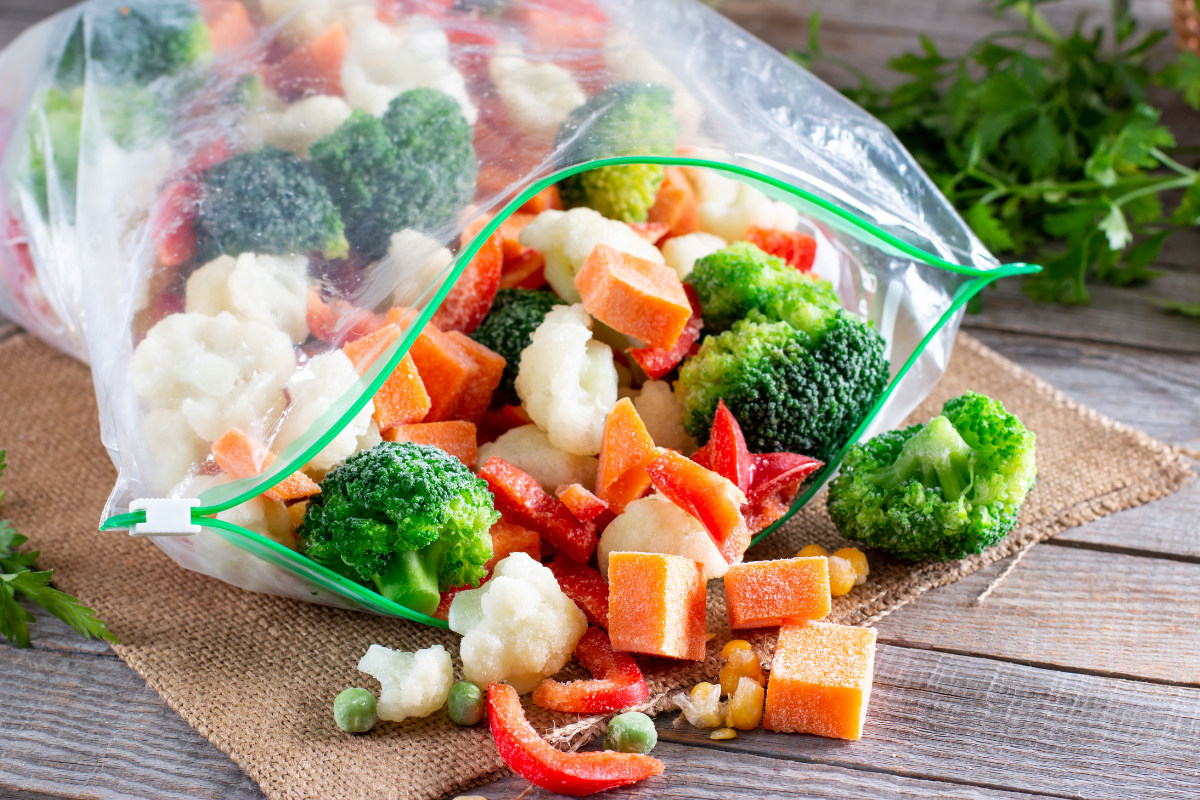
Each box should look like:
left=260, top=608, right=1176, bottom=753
left=0, top=0, right=1037, bottom=626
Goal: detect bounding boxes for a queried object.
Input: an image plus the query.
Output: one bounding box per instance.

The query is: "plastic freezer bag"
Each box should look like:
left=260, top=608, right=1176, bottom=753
left=0, top=0, right=1036, bottom=624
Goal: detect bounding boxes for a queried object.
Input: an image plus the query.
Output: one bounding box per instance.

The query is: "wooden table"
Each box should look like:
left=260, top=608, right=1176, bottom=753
left=2, top=2, right=1198, bottom=798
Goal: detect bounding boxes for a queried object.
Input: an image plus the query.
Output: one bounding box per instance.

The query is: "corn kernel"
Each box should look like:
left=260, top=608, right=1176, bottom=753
left=720, top=639, right=752, bottom=659
left=828, top=555, right=856, bottom=597
left=719, top=648, right=765, bottom=696
left=710, top=727, right=737, bottom=740
left=833, top=547, right=869, bottom=586
left=675, top=682, right=723, bottom=728
left=729, top=676, right=764, bottom=730
left=798, top=543, right=827, bottom=558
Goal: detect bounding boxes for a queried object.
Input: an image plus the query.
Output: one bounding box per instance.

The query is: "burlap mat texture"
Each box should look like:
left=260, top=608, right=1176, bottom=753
left=0, top=330, right=1193, bottom=800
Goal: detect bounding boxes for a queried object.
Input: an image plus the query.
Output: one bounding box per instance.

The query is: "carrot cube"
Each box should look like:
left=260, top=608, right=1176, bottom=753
left=211, top=428, right=320, bottom=503
left=202, top=0, right=256, bottom=54
left=519, top=184, right=563, bottom=214
left=443, top=330, right=505, bottom=424
left=596, top=399, right=658, bottom=514
left=485, top=517, right=541, bottom=572
left=647, top=166, right=699, bottom=238
left=342, top=325, right=431, bottom=430
left=724, top=557, right=831, bottom=630
left=763, top=621, right=878, bottom=740
left=608, top=552, right=707, bottom=661
left=384, top=420, right=478, bottom=468
left=575, top=244, right=692, bottom=350
left=272, top=23, right=348, bottom=99
left=385, top=309, right=480, bottom=423
left=306, top=291, right=385, bottom=346
left=555, top=483, right=609, bottom=523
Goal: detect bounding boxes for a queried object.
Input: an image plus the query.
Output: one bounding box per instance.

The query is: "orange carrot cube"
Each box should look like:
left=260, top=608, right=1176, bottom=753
left=575, top=244, right=692, bottom=350
left=499, top=249, right=547, bottom=290
left=201, top=0, right=256, bottom=53
left=519, top=184, right=563, bottom=214
left=763, top=621, right=878, bottom=740
left=724, top=557, right=831, bottom=630
left=443, top=330, right=505, bottom=424
left=384, top=420, right=478, bottom=468
left=596, top=398, right=657, bottom=514
left=608, top=552, right=707, bottom=661
left=485, top=517, right=541, bottom=572
left=272, top=23, right=348, bottom=99
left=647, top=167, right=699, bottom=238
left=342, top=325, right=431, bottom=430
left=211, top=428, right=320, bottom=503
left=384, top=309, right=480, bottom=423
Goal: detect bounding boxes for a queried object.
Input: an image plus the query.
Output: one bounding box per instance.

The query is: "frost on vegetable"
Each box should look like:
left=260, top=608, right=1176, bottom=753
left=274, top=350, right=375, bottom=473
left=357, top=643, right=454, bottom=722
left=661, top=232, right=727, bottom=280
left=598, top=494, right=728, bottom=580
left=377, top=229, right=453, bottom=309
left=477, top=424, right=599, bottom=493
left=448, top=552, right=587, bottom=694
left=632, top=380, right=695, bottom=456
left=518, top=208, right=664, bottom=303
left=515, top=304, right=618, bottom=457
left=242, top=94, right=352, bottom=159
left=681, top=166, right=800, bottom=242
left=489, top=48, right=585, bottom=140
left=185, top=253, right=310, bottom=343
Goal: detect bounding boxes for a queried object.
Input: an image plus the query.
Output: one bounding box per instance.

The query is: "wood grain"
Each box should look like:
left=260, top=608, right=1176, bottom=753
left=1054, top=479, right=1200, bottom=560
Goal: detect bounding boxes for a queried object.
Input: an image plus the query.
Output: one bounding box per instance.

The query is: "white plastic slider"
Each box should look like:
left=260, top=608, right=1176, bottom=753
left=128, top=498, right=201, bottom=536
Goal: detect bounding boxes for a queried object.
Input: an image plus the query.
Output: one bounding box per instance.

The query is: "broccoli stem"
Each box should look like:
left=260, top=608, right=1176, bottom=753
left=868, top=415, right=975, bottom=501
left=373, top=540, right=450, bottom=616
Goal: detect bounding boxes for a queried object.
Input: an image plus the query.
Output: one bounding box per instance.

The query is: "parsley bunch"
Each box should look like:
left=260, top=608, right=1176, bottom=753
left=0, top=450, right=116, bottom=648
left=791, top=0, right=1200, bottom=306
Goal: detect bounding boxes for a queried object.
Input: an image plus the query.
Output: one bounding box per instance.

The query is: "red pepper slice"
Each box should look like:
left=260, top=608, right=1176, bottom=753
left=748, top=452, right=822, bottom=504
left=645, top=448, right=750, bottom=565
left=627, top=283, right=704, bottom=380
left=431, top=215, right=504, bottom=334
left=150, top=180, right=200, bottom=268
left=488, top=683, right=663, bottom=796
left=708, top=399, right=754, bottom=494
left=305, top=291, right=386, bottom=346
left=628, top=221, right=670, bottom=244
left=745, top=225, right=818, bottom=272
left=532, top=627, right=650, bottom=713
left=548, top=555, right=609, bottom=629
left=478, top=457, right=598, bottom=564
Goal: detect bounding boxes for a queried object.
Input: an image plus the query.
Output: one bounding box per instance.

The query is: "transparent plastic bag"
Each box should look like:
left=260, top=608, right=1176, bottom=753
left=0, top=0, right=1037, bottom=626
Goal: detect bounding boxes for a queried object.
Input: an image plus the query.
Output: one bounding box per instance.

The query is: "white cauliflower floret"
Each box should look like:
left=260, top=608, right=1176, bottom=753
left=357, top=643, right=454, bottom=722
left=274, top=350, right=376, bottom=472
left=489, top=48, right=585, bottom=139
left=186, top=253, right=311, bottom=343
left=143, top=408, right=208, bottom=494
left=243, top=94, right=352, bottom=158
left=518, top=208, right=664, bottom=303
left=682, top=166, right=800, bottom=242
left=598, top=494, right=728, bottom=580
left=218, top=494, right=297, bottom=549
left=661, top=232, right=727, bottom=280
left=342, top=17, right=476, bottom=123
left=130, top=312, right=295, bottom=443
left=477, top=424, right=599, bottom=492
left=515, top=305, right=617, bottom=457
left=633, top=380, right=696, bottom=455
left=449, top=553, right=587, bottom=693
left=258, top=0, right=375, bottom=47
left=378, top=229, right=455, bottom=308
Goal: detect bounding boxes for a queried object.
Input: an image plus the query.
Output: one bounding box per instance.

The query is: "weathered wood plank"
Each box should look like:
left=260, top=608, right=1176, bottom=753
left=654, top=644, right=1200, bottom=800
left=1054, top=477, right=1200, bottom=560
left=874, top=544, right=1200, bottom=684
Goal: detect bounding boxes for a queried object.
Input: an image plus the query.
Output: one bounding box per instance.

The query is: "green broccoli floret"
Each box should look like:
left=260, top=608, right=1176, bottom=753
left=468, top=288, right=565, bottom=401
left=311, top=89, right=477, bottom=258
left=299, top=441, right=499, bottom=616
left=689, top=242, right=842, bottom=335
left=676, top=312, right=889, bottom=462
left=827, top=392, right=1037, bottom=561
left=85, top=0, right=210, bottom=85
left=555, top=82, right=679, bottom=223
left=197, top=145, right=349, bottom=258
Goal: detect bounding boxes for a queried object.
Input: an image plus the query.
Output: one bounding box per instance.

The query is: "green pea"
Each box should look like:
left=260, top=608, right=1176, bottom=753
left=333, top=687, right=377, bottom=733
left=604, top=711, right=657, bottom=754
left=448, top=681, right=485, bottom=726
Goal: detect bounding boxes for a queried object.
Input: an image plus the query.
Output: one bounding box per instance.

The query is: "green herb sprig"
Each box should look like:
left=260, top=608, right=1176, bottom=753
left=0, top=450, right=116, bottom=648
left=791, top=0, right=1200, bottom=305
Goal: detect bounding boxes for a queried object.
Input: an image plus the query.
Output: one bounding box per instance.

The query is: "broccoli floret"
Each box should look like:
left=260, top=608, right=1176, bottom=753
left=676, top=312, right=889, bottom=462
left=311, top=89, right=477, bottom=258
left=299, top=441, right=499, bottom=616
left=827, top=392, right=1037, bottom=561
left=689, top=242, right=842, bottom=335
left=468, top=288, right=565, bottom=401
left=85, top=0, right=210, bottom=85
left=197, top=145, right=349, bottom=259
left=555, top=82, right=679, bottom=223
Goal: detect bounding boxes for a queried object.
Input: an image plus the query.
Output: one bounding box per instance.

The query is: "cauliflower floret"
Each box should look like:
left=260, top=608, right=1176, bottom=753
left=186, top=253, right=311, bottom=343
left=515, top=304, right=617, bottom=457
left=661, top=232, right=727, bottom=280
left=143, top=408, right=208, bottom=493
left=357, top=643, right=454, bottom=722
left=605, top=30, right=703, bottom=139
left=633, top=380, right=696, bottom=455
left=258, top=0, right=375, bottom=47
left=377, top=229, right=455, bottom=308
left=342, top=17, right=476, bottom=123
left=130, top=312, right=295, bottom=442
left=449, top=553, right=587, bottom=693
left=274, top=350, right=376, bottom=472
left=242, top=94, right=352, bottom=158
left=682, top=166, right=800, bottom=242
left=518, top=208, right=665, bottom=303
left=489, top=48, right=585, bottom=139
left=598, top=494, right=729, bottom=580
left=478, top=424, right=599, bottom=492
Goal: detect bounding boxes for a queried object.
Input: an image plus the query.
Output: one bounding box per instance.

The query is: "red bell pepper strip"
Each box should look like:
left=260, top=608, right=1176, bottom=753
left=707, top=399, right=754, bottom=494
left=532, top=627, right=649, bottom=713
left=555, top=483, right=609, bottom=523
left=548, top=555, right=609, bottom=629
left=645, top=448, right=750, bottom=565
left=488, top=683, right=663, bottom=796
left=627, top=283, right=703, bottom=380
left=478, top=457, right=597, bottom=564
left=745, top=225, right=817, bottom=272
left=431, top=215, right=503, bottom=334
left=150, top=180, right=200, bottom=268
left=748, top=452, right=822, bottom=504
left=305, top=291, right=387, bottom=346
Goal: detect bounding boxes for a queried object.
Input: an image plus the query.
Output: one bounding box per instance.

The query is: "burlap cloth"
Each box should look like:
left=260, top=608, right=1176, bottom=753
left=0, top=329, right=1193, bottom=800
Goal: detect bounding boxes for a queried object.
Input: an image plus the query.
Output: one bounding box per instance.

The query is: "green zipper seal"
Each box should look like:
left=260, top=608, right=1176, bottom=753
left=102, top=156, right=1041, bottom=623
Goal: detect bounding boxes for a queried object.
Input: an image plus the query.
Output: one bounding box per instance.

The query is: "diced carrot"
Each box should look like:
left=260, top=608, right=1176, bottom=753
left=519, top=184, right=563, bottom=214
left=342, top=325, right=432, bottom=429
left=306, top=291, right=386, bottom=346
left=150, top=180, right=199, bottom=268
left=627, top=283, right=703, bottom=380
left=498, top=213, right=537, bottom=263
left=645, top=449, right=751, bottom=566
left=499, top=249, right=547, bottom=290
left=443, top=331, right=505, bottom=424
left=629, top=222, right=670, bottom=244
left=485, top=516, right=541, bottom=572
left=647, top=166, right=699, bottom=238
left=608, top=551, right=707, bottom=661
left=744, top=226, right=818, bottom=272
left=211, top=428, right=320, bottom=503
left=478, top=457, right=598, bottom=564
left=575, top=244, right=692, bottom=350
left=384, top=420, right=478, bottom=467
left=432, top=216, right=503, bottom=334
left=596, top=398, right=657, bottom=514
left=555, top=484, right=609, bottom=523
left=201, top=0, right=257, bottom=54
left=384, top=309, right=480, bottom=423
left=272, top=24, right=348, bottom=99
